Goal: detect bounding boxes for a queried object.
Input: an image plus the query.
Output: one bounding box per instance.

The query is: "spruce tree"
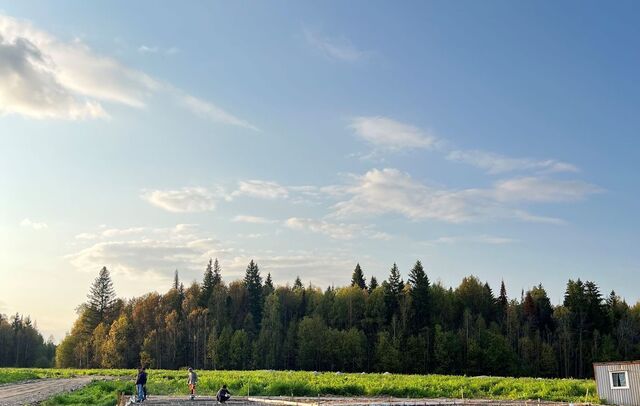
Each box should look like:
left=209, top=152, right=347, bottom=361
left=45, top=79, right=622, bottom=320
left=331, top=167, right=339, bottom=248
left=408, top=260, right=430, bottom=330
left=387, top=263, right=404, bottom=295
left=293, top=276, right=303, bottom=290
left=263, top=273, right=275, bottom=297
left=244, top=260, right=263, bottom=328
left=384, top=263, right=404, bottom=321
left=87, top=266, right=116, bottom=326
left=212, top=258, right=222, bottom=287
left=497, top=280, right=508, bottom=323
left=351, top=263, right=367, bottom=290
left=173, top=270, right=180, bottom=290
left=369, top=276, right=379, bottom=293
left=200, top=259, right=215, bottom=307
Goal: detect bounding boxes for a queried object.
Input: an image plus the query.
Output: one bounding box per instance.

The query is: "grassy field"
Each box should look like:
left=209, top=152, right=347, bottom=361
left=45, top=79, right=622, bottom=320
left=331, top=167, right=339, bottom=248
left=0, top=368, right=599, bottom=404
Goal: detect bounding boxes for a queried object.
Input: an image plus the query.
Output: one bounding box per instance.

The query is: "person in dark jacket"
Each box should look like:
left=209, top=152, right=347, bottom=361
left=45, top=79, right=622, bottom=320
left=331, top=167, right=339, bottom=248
left=135, top=367, right=147, bottom=402
left=216, top=384, right=231, bottom=403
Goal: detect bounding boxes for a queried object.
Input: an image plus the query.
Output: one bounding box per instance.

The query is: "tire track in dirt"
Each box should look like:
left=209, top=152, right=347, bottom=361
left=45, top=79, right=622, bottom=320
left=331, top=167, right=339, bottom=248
left=0, top=376, right=95, bottom=405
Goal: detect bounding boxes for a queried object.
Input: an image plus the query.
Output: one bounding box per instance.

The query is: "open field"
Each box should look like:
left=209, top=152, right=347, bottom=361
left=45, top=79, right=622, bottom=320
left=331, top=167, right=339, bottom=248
left=0, top=368, right=599, bottom=405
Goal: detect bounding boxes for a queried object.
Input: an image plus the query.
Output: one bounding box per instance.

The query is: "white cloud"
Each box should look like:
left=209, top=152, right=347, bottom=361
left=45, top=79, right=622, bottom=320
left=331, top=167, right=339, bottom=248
left=179, top=93, right=259, bottom=131
left=101, top=227, right=145, bottom=237
left=138, top=45, right=179, bottom=55
left=285, top=217, right=389, bottom=240
left=0, top=35, right=108, bottom=119
left=426, top=235, right=517, bottom=245
left=142, top=187, right=216, bottom=213
left=0, top=14, right=255, bottom=128
left=232, top=180, right=289, bottom=200
left=67, top=224, right=360, bottom=287
left=20, top=218, right=48, bottom=230
left=331, top=168, right=598, bottom=224
left=446, top=149, right=579, bottom=174
left=232, top=215, right=277, bottom=224
left=492, top=177, right=602, bottom=203
left=304, top=28, right=370, bottom=62
left=66, top=225, right=221, bottom=281
left=75, top=232, right=97, bottom=240
left=349, top=116, right=438, bottom=151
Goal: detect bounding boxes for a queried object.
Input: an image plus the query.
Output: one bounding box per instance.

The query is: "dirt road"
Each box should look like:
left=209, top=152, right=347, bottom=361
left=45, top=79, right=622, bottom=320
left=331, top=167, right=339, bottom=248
left=0, top=376, right=95, bottom=405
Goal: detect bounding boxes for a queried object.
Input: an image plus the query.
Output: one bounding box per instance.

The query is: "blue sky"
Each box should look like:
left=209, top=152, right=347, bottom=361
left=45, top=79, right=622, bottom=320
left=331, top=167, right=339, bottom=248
left=1, top=1, right=639, bottom=340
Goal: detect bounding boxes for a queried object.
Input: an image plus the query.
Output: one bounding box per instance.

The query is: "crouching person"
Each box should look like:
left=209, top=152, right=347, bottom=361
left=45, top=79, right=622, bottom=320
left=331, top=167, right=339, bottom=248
left=216, top=384, right=231, bottom=403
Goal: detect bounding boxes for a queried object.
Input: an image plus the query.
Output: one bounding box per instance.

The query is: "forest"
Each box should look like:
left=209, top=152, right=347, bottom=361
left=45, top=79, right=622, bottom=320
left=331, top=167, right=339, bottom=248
left=0, top=313, right=56, bottom=368
left=54, top=260, right=640, bottom=378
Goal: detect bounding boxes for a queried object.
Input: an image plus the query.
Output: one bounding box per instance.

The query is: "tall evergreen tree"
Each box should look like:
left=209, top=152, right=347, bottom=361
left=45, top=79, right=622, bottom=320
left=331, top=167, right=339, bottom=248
left=387, top=263, right=404, bottom=295
left=87, top=266, right=116, bottom=326
left=351, top=263, right=367, bottom=289
left=263, top=273, right=275, bottom=297
left=293, top=276, right=303, bottom=291
left=497, top=280, right=508, bottom=321
left=408, top=260, right=430, bottom=330
left=173, top=270, right=180, bottom=290
left=200, top=259, right=215, bottom=307
left=244, top=260, right=264, bottom=328
left=369, top=276, right=379, bottom=293
left=212, top=258, right=222, bottom=287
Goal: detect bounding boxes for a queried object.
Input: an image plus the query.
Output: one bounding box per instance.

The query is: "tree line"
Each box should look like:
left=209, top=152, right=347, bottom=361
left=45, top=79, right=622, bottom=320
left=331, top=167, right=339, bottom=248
left=0, top=313, right=56, bottom=367
left=56, top=261, right=640, bottom=378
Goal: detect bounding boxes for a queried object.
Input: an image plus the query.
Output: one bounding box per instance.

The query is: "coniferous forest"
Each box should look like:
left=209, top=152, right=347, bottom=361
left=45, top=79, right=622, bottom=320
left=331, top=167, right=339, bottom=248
left=54, top=260, right=640, bottom=378
left=0, top=314, right=56, bottom=368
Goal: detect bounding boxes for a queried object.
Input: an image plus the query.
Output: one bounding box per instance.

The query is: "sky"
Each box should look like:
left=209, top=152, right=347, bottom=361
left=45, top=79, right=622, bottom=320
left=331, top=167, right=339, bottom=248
left=1, top=1, right=639, bottom=341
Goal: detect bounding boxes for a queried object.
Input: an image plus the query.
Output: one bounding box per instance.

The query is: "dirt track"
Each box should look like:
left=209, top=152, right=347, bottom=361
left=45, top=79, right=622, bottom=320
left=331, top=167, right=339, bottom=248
left=0, top=376, right=94, bottom=405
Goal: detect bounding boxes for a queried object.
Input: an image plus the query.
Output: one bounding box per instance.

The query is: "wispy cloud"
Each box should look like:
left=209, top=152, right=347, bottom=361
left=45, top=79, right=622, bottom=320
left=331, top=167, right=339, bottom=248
left=232, top=215, right=277, bottom=224
left=446, top=149, right=579, bottom=174
left=138, top=45, right=179, bottom=55
left=285, top=217, right=391, bottom=241
left=349, top=116, right=439, bottom=152
left=142, top=187, right=217, bottom=213
left=20, top=218, right=48, bottom=230
left=425, top=235, right=518, bottom=245
left=331, top=168, right=600, bottom=224
left=0, top=13, right=256, bottom=129
left=67, top=224, right=360, bottom=286
left=178, top=93, right=259, bottom=131
left=304, top=28, right=370, bottom=62
left=231, top=180, right=289, bottom=200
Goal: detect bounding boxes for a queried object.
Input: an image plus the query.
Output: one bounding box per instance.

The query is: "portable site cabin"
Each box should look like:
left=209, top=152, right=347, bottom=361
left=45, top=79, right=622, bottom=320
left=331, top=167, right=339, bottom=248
left=594, top=361, right=640, bottom=405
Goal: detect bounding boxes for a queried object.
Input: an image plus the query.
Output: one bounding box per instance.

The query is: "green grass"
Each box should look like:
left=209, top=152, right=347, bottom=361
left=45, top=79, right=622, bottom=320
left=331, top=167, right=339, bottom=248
left=40, top=380, right=132, bottom=406
left=0, top=368, right=599, bottom=404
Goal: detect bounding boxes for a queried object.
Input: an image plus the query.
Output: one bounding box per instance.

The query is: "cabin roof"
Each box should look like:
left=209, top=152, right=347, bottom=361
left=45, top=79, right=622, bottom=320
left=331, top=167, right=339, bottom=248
left=594, top=360, right=640, bottom=366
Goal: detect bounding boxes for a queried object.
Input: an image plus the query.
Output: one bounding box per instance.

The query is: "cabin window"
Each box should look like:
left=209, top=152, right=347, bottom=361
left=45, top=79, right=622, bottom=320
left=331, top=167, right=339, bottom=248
left=610, top=371, right=629, bottom=389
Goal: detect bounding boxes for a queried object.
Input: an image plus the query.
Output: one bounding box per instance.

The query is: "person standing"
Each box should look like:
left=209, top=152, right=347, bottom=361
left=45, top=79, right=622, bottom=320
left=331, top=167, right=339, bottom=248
left=135, top=367, right=147, bottom=403
left=187, top=367, right=198, bottom=400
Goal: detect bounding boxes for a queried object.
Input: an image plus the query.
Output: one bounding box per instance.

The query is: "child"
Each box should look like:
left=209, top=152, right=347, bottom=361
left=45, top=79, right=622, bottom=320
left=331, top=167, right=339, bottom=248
left=187, top=367, right=198, bottom=400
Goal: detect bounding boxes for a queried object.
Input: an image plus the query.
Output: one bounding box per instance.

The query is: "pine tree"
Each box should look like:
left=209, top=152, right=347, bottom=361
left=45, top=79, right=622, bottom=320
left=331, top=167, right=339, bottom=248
left=87, top=266, right=116, bottom=326
left=263, top=273, right=275, bottom=297
left=387, top=263, right=404, bottom=295
left=497, top=280, right=508, bottom=325
left=244, top=260, right=263, bottom=328
left=293, top=276, right=303, bottom=291
left=351, top=263, right=367, bottom=290
left=212, top=258, right=222, bottom=287
left=200, top=259, right=215, bottom=307
left=173, top=270, right=180, bottom=290
left=408, top=260, right=430, bottom=330
left=369, top=276, right=379, bottom=293
left=384, top=263, right=404, bottom=321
